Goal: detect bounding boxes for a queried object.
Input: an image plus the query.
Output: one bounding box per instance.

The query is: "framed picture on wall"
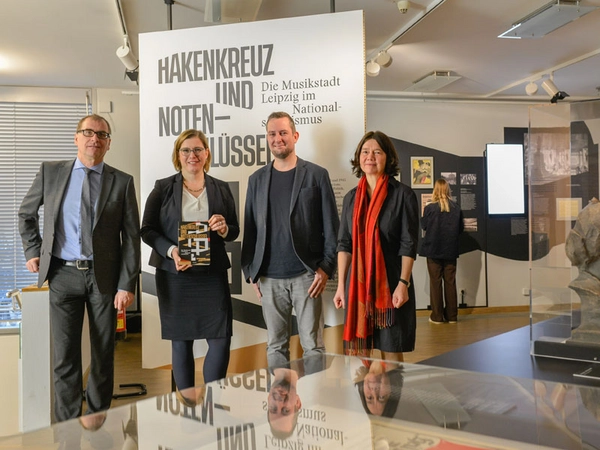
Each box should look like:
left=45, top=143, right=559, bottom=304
left=411, top=157, right=434, bottom=189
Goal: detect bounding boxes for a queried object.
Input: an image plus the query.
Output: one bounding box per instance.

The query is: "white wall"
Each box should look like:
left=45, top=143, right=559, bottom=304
left=94, top=89, right=141, bottom=207
left=0, top=333, right=19, bottom=437
left=367, top=98, right=534, bottom=308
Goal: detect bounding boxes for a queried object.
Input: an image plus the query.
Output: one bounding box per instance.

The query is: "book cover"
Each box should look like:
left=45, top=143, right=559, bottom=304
left=178, top=221, right=210, bottom=266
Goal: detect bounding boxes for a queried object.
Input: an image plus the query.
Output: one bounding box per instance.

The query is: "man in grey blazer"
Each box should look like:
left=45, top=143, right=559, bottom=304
left=18, top=114, right=140, bottom=422
left=241, top=111, right=339, bottom=368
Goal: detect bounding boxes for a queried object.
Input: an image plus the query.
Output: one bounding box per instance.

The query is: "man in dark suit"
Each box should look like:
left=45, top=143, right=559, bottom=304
left=241, top=111, right=339, bottom=368
left=18, top=114, right=140, bottom=422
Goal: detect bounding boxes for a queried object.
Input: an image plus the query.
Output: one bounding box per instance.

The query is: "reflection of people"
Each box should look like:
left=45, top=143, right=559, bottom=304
left=54, top=411, right=112, bottom=450
left=268, top=368, right=302, bottom=438
left=18, top=114, right=141, bottom=421
left=241, top=111, right=339, bottom=368
left=176, top=385, right=206, bottom=408
left=141, top=129, right=239, bottom=391
left=265, top=354, right=331, bottom=438
left=419, top=179, right=464, bottom=324
left=355, top=360, right=403, bottom=417
left=334, top=131, right=419, bottom=361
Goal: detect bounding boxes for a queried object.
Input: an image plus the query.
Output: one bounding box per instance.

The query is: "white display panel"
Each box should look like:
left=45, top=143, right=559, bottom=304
left=486, top=143, right=525, bottom=215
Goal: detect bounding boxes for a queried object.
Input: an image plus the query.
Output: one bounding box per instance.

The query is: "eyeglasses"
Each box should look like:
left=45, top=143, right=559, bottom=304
left=179, top=147, right=206, bottom=156
left=77, top=129, right=111, bottom=140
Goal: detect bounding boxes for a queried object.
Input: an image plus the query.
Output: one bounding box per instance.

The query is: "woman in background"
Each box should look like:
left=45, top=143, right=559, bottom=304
left=334, top=131, right=419, bottom=362
left=141, top=129, right=239, bottom=400
left=420, top=178, right=463, bottom=324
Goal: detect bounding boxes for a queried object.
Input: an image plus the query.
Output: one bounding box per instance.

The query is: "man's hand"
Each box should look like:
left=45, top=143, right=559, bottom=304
left=308, top=268, right=329, bottom=299
left=26, top=257, right=40, bottom=273
left=251, top=282, right=262, bottom=301
left=114, top=290, right=135, bottom=311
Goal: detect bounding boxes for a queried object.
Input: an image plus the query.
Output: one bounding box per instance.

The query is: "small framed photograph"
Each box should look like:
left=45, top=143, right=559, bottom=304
left=411, top=157, right=434, bottom=189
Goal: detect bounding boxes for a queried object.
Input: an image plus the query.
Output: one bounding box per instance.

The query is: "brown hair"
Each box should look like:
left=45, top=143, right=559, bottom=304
left=171, top=129, right=211, bottom=172
left=77, top=114, right=111, bottom=134
left=350, top=131, right=400, bottom=178
left=431, top=178, right=451, bottom=212
left=266, top=111, right=296, bottom=134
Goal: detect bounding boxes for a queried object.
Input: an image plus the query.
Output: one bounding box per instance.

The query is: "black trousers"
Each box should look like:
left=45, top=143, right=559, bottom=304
left=48, top=260, right=116, bottom=421
left=426, top=257, right=458, bottom=322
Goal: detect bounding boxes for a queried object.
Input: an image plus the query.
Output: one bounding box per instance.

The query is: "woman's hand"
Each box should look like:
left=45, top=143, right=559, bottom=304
left=392, top=282, right=409, bottom=309
left=333, top=287, right=345, bottom=309
left=172, top=247, right=192, bottom=271
left=208, top=214, right=228, bottom=236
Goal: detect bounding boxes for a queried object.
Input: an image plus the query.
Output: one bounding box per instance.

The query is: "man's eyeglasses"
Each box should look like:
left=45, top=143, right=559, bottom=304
left=179, top=147, right=206, bottom=156
left=77, top=129, right=111, bottom=140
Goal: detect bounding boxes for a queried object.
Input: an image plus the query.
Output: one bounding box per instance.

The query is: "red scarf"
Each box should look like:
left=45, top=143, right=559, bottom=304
left=344, top=175, right=393, bottom=355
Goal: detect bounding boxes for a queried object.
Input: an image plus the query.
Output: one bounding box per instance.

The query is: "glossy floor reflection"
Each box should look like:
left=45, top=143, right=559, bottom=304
left=2, top=354, right=599, bottom=449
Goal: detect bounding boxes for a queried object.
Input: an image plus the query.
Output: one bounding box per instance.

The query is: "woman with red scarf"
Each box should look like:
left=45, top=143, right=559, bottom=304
left=334, top=131, right=419, bottom=361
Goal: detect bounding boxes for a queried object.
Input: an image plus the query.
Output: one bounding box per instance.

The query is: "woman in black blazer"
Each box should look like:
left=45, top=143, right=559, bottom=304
left=334, top=131, right=419, bottom=362
left=141, top=129, right=239, bottom=400
left=420, top=178, right=463, bottom=324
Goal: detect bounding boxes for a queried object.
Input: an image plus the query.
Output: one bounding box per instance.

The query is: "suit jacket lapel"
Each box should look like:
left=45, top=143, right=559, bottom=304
left=95, top=164, right=114, bottom=227
left=174, top=172, right=183, bottom=217
left=51, top=160, right=75, bottom=221
left=205, top=174, right=217, bottom=215
left=290, top=157, right=306, bottom=212
left=258, top=164, right=272, bottom=218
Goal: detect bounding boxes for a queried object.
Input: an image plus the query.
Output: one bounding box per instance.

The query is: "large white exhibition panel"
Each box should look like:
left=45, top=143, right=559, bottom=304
left=139, top=11, right=365, bottom=367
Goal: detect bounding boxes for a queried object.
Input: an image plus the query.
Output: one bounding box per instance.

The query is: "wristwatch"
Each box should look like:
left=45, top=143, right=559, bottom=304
left=399, top=278, right=410, bottom=288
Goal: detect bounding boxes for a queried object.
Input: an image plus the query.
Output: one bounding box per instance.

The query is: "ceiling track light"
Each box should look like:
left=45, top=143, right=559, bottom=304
left=397, top=0, right=410, bottom=14
left=366, top=60, right=381, bottom=77
left=375, top=50, right=393, bottom=68
left=525, top=81, right=539, bottom=96
left=116, top=36, right=139, bottom=72
left=541, top=77, right=569, bottom=103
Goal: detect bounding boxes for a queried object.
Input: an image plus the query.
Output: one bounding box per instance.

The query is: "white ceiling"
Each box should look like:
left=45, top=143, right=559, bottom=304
left=1, top=0, right=600, bottom=102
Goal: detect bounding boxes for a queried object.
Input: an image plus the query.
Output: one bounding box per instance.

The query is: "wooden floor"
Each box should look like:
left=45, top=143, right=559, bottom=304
left=110, top=309, right=530, bottom=409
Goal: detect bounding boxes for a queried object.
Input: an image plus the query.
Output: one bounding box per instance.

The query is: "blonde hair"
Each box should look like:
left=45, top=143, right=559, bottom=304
left=431, top=178, right=451, bottom=212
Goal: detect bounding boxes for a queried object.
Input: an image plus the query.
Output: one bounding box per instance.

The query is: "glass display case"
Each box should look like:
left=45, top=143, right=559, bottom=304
left=2, top=354, right=600, bottom=449
left=529, top=99, right=600, bottom=365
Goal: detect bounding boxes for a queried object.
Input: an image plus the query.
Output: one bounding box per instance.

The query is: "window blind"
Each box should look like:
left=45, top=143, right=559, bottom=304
left=0, top=101, right=88, bottom=301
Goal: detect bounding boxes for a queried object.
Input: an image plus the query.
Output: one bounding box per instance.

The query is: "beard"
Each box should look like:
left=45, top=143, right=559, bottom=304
left=270, top=146, right=293, bottom=160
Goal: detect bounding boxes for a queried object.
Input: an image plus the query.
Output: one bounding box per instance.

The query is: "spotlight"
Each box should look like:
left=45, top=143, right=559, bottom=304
left=541, top=79, right=569, bottom=103
left=375, top=51, right=393, bottom=68
left=525, top=81, right=538, bottom=96
left=366, top=60, right=381, bottom=77
left=397, top=0, right=410, bottom=13
left=116, top=36, right=138, bottom=71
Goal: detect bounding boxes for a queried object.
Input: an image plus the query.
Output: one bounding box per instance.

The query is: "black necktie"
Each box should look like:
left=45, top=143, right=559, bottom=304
left=81, top=168, right=93, bottom=257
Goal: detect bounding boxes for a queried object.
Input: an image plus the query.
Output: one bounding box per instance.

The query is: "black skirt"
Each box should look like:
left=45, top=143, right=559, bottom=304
left=155, top=267, right=232, bottom=341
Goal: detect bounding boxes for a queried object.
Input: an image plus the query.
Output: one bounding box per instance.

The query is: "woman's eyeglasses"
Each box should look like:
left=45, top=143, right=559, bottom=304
left=179, top=147, right=206, bottom=156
